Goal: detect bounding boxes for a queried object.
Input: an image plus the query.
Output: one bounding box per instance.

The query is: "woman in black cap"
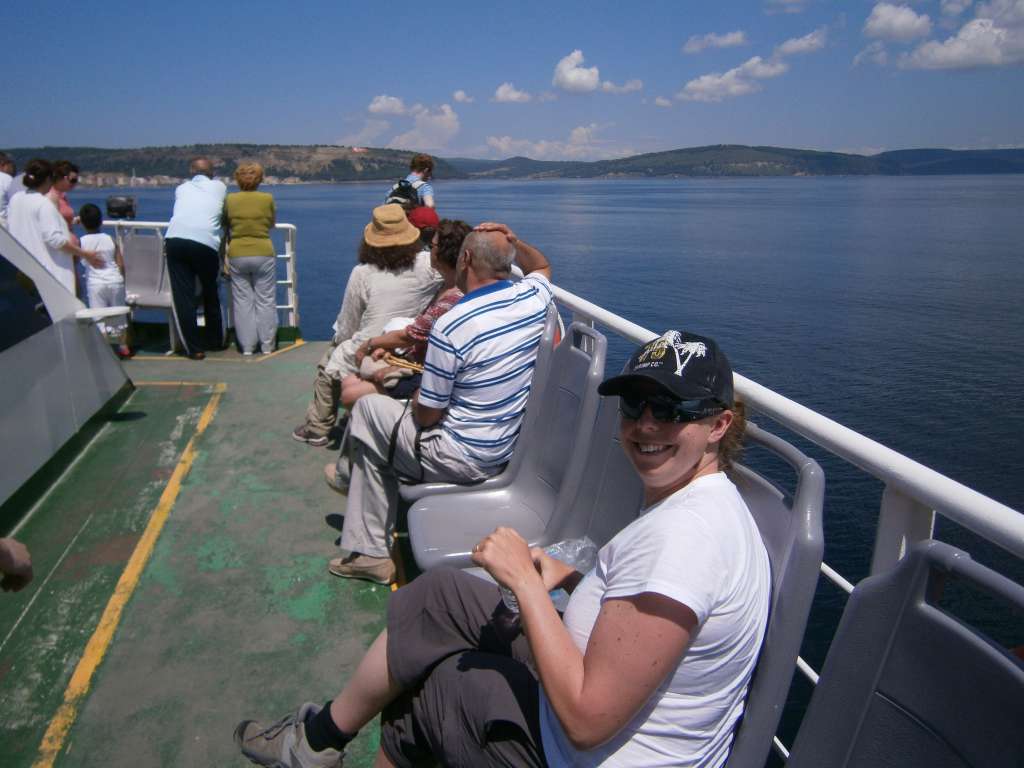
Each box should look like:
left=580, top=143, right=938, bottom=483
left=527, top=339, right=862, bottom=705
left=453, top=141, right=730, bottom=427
left=236, top=330, right=770, bottom=768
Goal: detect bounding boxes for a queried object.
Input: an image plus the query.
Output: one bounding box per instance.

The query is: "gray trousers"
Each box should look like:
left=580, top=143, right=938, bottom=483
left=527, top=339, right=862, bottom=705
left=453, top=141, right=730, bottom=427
left=229, top=256, right=277, bottom=353
left=381, top=568, right=545, bottom=768
left=338, top=395, right=493, bottom=558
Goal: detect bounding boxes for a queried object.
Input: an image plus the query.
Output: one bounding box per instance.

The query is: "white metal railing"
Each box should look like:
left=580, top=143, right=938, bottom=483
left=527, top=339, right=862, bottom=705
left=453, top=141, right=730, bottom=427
left=529, top=271, right=1024, bottom=760
left=102, top=220, right=300, bottom=328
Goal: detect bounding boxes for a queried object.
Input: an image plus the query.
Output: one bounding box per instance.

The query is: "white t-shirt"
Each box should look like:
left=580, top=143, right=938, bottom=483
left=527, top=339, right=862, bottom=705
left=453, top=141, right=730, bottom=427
left=81, top=232, right=123, bottom=286
left=7, top=189, right=75, bottom=293
left=539, top=472, right=771, bottom=768
left=0, top=171, right=12, bottom=222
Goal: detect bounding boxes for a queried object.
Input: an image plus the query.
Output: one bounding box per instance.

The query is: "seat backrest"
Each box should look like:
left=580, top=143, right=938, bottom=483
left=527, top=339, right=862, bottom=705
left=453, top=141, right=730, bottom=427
left=723, top=423, right=825, bottom=768
left=122, top=229, right=171, bottom=308
left=787, top=540, right=1024, bottom=768
left=542, top=393, right=644, bottom=546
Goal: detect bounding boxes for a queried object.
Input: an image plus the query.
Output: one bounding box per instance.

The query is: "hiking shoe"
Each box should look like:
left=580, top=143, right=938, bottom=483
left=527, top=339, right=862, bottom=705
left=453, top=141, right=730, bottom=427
left=292, top=425, right=329, bottom=447
left=324, top=464, right=348, bottom=495
left=234, top=701, right=343, bottom=768
left=329, top=554, right=395, bottom=585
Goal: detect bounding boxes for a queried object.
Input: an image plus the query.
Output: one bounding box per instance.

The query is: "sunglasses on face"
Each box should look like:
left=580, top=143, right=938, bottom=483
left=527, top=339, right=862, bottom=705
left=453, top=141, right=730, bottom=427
left=619, top=393, right=722, bottom=423
left=67, top=176, right=79, bottom=185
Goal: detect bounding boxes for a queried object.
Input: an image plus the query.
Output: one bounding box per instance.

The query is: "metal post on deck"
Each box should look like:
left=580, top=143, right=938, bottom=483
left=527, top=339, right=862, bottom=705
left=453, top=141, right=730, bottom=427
left=870, top=485, right=936, bottom=576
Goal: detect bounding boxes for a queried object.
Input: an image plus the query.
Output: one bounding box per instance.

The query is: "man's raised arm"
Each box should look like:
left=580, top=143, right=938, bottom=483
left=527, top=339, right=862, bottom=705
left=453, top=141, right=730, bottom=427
left=475, top=222, right=552, bottom=280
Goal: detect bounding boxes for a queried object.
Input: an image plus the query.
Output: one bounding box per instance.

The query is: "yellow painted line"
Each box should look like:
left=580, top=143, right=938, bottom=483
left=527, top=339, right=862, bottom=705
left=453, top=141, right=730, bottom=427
left=32, top=384, right=226, bottom=768
left=133, top=380, right=224, bottom=387
left=255, top=337, right=306, bottom=362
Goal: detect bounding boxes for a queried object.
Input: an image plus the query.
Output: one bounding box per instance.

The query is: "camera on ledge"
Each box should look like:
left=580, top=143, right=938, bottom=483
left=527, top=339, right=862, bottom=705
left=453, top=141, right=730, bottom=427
left=106, top=195, right=136, bottom=220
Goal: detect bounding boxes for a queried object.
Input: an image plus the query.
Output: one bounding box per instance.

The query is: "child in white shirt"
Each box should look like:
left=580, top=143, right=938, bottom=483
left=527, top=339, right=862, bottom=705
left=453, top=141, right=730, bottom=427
left=79, top=203, right=131, bottom=358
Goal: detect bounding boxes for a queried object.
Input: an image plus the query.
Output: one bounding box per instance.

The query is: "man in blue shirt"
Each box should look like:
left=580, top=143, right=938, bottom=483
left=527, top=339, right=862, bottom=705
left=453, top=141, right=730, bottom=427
left=165, top=157, right=227, bottom=360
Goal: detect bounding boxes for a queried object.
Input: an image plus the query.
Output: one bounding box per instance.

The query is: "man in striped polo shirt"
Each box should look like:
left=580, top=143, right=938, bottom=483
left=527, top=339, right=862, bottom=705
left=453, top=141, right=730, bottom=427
left=330, top=222, right=554, bottom=584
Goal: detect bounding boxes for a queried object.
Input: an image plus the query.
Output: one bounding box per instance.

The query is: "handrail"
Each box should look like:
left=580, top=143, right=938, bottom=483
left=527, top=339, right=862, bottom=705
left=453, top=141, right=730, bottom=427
left=101, top=219, right=300, bottom=328
left=543, top=279, right=1024, bottom=565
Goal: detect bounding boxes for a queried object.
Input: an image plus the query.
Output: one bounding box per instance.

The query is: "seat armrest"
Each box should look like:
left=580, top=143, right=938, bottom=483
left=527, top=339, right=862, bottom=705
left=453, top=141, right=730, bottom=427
left=75, top=306, right=131, bottom=323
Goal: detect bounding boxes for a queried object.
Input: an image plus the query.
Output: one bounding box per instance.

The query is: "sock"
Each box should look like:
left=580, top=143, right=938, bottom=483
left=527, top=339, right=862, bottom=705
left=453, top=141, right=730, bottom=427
left=304, top=701, right=356, bottom=753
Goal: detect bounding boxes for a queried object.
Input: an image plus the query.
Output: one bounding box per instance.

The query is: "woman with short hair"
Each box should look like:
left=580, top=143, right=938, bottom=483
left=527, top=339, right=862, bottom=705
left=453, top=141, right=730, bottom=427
left=7, top=158, right=99, bottom=295
left=225, top=161, right=277, bottom=355
left=240, top=330, right=772, bottom=768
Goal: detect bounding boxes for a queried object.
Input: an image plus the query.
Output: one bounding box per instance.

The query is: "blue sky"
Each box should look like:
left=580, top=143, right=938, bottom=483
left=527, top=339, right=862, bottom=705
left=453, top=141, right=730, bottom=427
left=4, top=0, right=1022, bottom=159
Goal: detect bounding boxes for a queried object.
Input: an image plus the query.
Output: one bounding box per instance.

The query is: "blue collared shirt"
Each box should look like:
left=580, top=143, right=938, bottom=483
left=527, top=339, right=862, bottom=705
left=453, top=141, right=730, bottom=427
left=166, top=175, right=227, bottom=250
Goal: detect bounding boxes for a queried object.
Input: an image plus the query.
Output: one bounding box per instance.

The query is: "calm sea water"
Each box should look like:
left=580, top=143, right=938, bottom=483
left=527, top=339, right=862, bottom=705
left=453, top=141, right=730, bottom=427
left=82, top=176, right=1021, bottom=750
left=84, top=180, right=1022, bottom=600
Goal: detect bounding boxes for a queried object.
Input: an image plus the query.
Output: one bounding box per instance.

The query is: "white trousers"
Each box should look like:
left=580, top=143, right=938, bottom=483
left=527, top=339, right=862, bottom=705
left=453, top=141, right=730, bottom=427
left=86, top=281, right=127, bottom=339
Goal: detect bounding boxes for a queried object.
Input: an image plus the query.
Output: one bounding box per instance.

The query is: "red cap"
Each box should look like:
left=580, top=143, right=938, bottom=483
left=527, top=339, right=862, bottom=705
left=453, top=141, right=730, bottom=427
left=407, top=206, right=440, bottom=230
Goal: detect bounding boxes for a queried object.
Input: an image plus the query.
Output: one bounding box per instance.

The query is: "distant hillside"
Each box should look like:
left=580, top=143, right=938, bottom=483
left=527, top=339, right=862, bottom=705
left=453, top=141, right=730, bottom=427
left=4, top=144, right=464, bottom=183
left=6, top=143, right=1023, bottom=183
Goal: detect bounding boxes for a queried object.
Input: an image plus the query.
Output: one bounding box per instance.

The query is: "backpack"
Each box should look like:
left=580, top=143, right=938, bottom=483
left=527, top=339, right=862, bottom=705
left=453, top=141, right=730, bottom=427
left=384, top=178, right=424, bottom=209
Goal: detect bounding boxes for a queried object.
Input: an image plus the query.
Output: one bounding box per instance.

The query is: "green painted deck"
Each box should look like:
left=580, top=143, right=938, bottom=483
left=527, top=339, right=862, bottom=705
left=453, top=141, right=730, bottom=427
left=0, top=342, right=391, bottom=767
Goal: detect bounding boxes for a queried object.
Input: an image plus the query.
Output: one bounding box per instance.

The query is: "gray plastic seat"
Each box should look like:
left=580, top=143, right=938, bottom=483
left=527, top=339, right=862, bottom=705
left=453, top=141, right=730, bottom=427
left=723, top=423, right=825, bottom=768
left=407, top=322, right=607, bottom=569
left=787, top=540, right=1024, bottom=768
left=120, top=228, right=180, bottom=350
left=399, top=303, right=562, bottom=503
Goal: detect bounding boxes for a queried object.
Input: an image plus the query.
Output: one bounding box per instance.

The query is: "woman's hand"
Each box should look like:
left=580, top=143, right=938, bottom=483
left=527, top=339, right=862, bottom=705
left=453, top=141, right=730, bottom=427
left=81, top=249, right=102, bottom=269
left=371, top=365, right=400, bottom=385
left=471, top=527, right=542, bottom=594
left=371, top=347, right=387, bottom=361
left=355, top=341, right=370, bottom=365
left=532, top=548, right=581, bottom=592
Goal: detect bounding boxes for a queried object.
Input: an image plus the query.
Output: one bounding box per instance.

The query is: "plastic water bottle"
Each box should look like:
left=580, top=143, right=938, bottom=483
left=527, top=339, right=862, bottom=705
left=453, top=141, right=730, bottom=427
left=500, top=537, right=599, bottom=613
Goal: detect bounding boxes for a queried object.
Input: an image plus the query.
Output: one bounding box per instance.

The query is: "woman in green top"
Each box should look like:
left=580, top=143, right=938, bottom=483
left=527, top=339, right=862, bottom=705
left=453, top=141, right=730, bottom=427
left=225, top=162, right=277, bottom=354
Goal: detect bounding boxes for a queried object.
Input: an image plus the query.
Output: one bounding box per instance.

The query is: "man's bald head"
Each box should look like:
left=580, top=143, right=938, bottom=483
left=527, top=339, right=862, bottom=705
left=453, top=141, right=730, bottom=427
left=461, top=230, right=515, bottom=278
left=189, top=156, right=213, bottom=178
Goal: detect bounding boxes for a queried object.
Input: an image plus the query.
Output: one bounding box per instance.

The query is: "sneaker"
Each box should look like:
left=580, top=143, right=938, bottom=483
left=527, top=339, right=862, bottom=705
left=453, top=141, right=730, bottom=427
left=292, top=425, right=329, bottom=447
left=323, top=464, right=348, bottom=495
left=243, top=350, right=255, bottom=357
left=234, top=702, right=343, bottom=768
left=329, top=554, right=395, bottom=585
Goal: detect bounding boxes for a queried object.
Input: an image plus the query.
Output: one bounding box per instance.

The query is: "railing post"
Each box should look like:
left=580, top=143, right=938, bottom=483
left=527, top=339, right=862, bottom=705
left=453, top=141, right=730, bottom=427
left=870, top=484, right=935, bottom=576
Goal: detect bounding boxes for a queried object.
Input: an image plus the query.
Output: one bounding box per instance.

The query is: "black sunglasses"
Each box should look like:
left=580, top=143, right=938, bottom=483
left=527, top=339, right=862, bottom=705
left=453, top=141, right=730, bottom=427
left=619, top=393, right=722, bottom=423
left=67, top=176, right=79, bottom=185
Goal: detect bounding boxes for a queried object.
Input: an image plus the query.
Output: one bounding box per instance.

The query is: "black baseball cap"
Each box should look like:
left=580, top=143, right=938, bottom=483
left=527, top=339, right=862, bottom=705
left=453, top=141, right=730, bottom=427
left=598, top=330, right=734, bottom=408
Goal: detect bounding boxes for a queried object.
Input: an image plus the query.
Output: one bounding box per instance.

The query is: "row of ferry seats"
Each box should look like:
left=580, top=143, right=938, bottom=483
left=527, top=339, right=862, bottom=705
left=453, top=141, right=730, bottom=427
left=787, top=539, right=1024, bottom=768
left=407, top=321, right=609, bottom=568
left=407, top=318, right=829, bottom=768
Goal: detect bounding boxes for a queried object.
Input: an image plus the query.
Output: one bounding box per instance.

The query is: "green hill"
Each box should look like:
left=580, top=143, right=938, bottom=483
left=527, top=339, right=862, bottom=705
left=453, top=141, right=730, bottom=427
left=6, top=143, right=1023, bottom=182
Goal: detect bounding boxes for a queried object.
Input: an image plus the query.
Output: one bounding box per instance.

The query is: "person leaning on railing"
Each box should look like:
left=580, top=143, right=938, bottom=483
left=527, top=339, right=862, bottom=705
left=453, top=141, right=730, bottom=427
left=235, top=330, right=770, bottom=768
left=225, top=161, right=278, bottom=355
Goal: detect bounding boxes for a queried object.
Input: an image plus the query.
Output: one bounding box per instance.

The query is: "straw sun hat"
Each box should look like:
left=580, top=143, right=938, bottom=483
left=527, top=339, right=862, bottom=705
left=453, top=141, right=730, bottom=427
left=363, top=204, right=420, bottom=248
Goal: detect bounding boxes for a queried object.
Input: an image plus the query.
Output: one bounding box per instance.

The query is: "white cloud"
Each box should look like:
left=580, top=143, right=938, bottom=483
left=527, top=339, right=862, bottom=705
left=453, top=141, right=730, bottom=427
left=452, top=90, right=474, bottom=103
left=552, top=49, right=601, bottom=92
left=864, top=3, right=933, bottom=41
left=368, top=95, right=407, bottom=115
left=493, top=82, right=532, bottom=102
left=765, top=0, right=810, bottom=14
left=388, top=104, right=460, bottom=151
left=537, top=91, right=559, bottom=102
left=977, top=0, right=1024, bottom=25
left=601, top=78, right=643, bottom=94
left=683, top=30, right=748, bottom=54
left=853, top=40, right=890, bottom=65
left=486, top=123, right=631, bottom=160
left=900, top=16, right=1024, bottom=67
left=776, top=26, right=828, bottom=55
left=942, top=0, right=973, bottom=18
left=677, top=55, right=789, bottom=102
left=654, top=96, right=673, bottom=107
left=338, top=119, right=390, bottom=146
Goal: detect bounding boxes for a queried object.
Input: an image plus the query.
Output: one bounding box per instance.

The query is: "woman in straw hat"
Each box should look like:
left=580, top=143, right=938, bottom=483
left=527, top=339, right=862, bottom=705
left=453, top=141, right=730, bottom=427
left=292, top=204, right=441, bottom=446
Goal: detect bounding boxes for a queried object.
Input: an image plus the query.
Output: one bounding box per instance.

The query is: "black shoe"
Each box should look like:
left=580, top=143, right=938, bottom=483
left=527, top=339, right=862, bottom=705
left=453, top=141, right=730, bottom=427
left=188, top=351, right=206, bottom=361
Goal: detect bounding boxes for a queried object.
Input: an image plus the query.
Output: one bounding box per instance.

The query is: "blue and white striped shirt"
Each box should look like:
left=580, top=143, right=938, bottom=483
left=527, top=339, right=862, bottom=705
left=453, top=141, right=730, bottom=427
left=419, top=273, right=554, bottom=469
